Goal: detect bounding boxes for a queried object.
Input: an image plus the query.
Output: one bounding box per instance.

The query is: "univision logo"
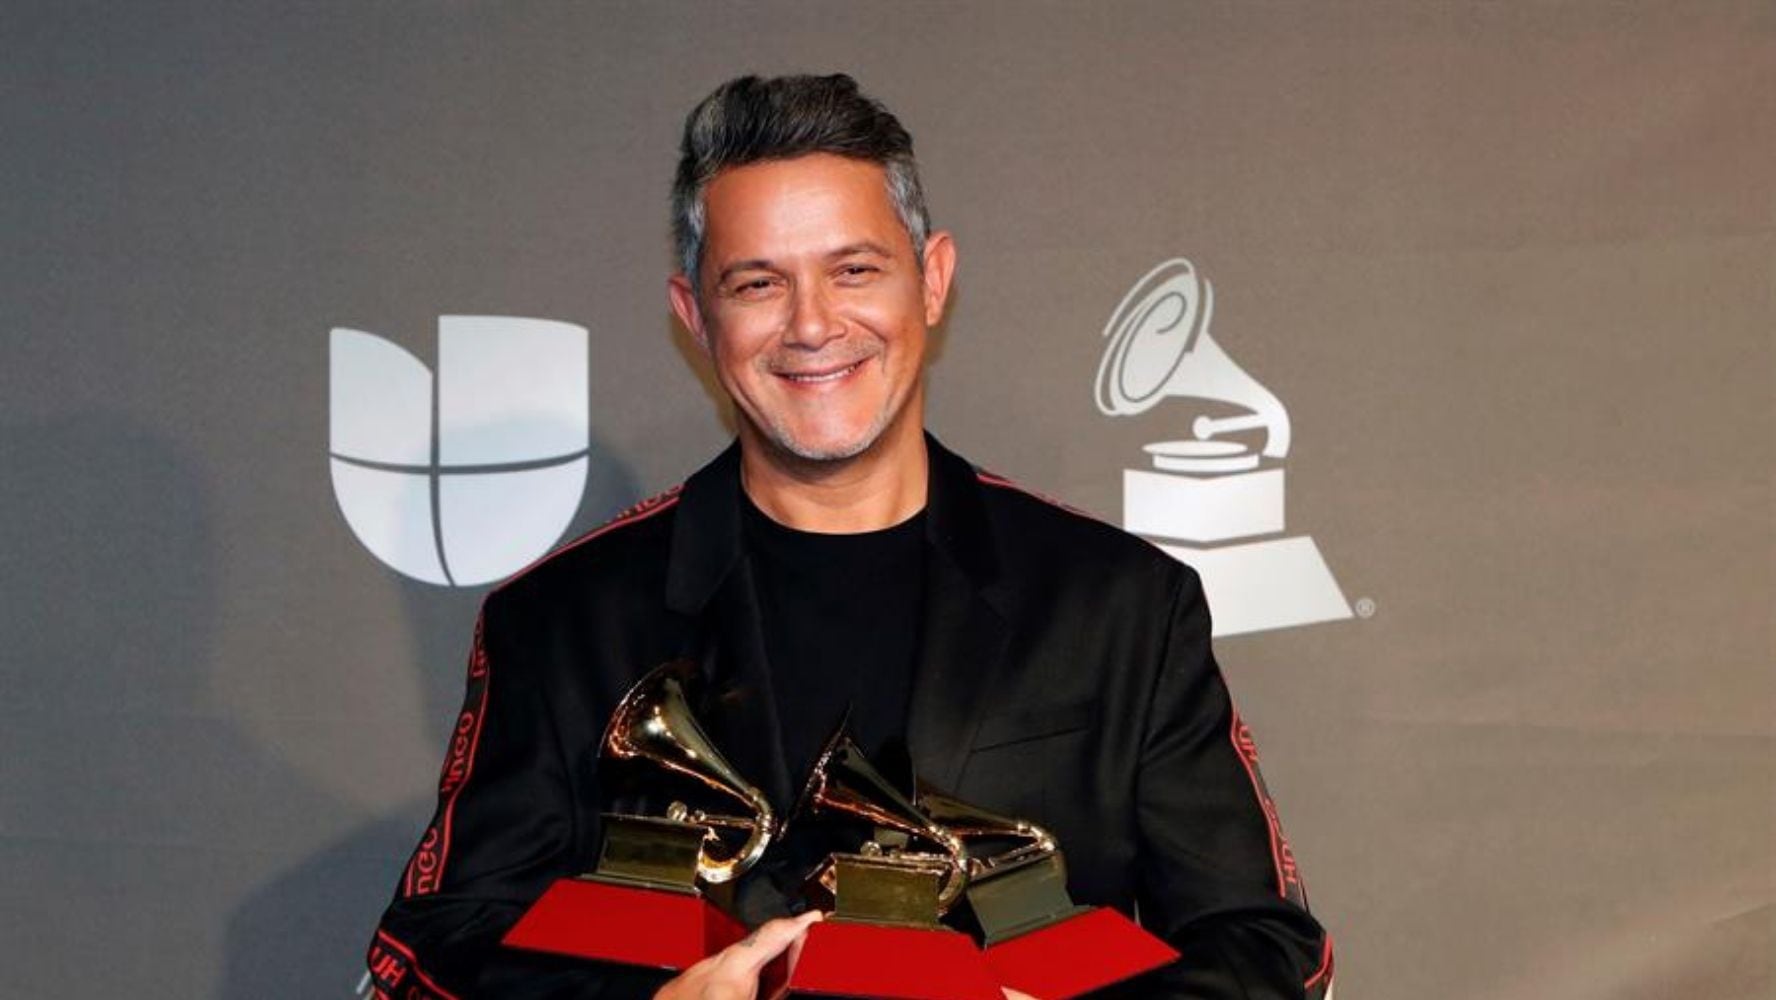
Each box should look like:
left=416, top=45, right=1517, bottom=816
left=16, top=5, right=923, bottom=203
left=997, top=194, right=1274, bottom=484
left=329, top=316, right=589, bottom=586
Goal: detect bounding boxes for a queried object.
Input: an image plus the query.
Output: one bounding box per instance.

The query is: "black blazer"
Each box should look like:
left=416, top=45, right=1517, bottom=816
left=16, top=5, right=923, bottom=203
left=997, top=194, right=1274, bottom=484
left=368, top=436, right=1332, bottom=999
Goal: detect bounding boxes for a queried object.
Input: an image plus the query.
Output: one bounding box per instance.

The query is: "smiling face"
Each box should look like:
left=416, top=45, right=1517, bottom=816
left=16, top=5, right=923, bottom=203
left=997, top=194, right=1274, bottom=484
left=669, top=154, right=955, bottom=470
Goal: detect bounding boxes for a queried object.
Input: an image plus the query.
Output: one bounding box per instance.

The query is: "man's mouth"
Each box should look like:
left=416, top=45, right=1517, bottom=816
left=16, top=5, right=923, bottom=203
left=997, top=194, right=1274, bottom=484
left=777, top=360, right=864, bottom=384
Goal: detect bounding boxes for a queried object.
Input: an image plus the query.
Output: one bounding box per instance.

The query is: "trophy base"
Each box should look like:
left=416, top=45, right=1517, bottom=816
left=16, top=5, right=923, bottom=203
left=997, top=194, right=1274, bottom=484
left=501, top=877, right=744, bottom=972
left=984, top=907, right=1180, bottom=999
left=785, top=919, right=1003, bottom=999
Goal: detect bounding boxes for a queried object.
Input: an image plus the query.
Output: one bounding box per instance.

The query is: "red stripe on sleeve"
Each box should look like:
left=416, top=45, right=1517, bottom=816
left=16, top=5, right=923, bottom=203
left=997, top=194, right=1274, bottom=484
left=370, top=929, right=465, bottom=1000
left=1228, top=710, right=1307, bottom=904
left=401, top=614, right=492, bottom=898
left=432, top=618, right=491, bottom=893
left=1304, top=933, right=1335, bottom=988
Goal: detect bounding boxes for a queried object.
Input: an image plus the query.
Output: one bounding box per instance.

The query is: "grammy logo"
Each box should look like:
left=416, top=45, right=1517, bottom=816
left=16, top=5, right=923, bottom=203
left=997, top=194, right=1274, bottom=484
left=1095, top=258, right=1351, bottom=636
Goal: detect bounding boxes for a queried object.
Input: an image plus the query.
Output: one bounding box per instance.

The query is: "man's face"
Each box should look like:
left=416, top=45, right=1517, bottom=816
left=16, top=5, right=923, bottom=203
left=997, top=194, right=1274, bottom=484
left=669, top=153, right=954, bottom=465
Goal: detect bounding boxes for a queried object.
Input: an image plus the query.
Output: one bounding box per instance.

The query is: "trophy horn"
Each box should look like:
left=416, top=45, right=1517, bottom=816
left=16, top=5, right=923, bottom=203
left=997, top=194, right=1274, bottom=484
left=797, top=728, right=971, bottom=913
left=916, top=783, right=1059, bottom=881
left=601, top=660, right=776, bottom=884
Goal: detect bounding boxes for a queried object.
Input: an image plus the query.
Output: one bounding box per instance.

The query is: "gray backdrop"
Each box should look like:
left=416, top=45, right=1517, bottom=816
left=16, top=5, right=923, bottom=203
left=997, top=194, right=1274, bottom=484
left=3, top=2, right=1771, bottom=997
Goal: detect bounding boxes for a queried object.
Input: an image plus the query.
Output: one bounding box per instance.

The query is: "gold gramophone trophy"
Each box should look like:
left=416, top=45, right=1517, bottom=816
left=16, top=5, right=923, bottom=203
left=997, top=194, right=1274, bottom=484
left=781, top=728, right=1004, bottom=1000
left=503, top=660, right=776, bottom=972
left=918, top=786, right=1179, bottom=998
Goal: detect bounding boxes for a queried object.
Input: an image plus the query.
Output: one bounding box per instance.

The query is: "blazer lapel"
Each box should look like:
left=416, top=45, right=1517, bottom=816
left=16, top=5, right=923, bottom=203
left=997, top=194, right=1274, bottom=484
left=665, top=433, right=1010, bottom=806
left=906, top=434, right=1011, bottom=793
left=906, top=545, right=1009, bottom=793
left=666, top=442, right=796, bottom=813
left=697, top=562, right=796, bottom=814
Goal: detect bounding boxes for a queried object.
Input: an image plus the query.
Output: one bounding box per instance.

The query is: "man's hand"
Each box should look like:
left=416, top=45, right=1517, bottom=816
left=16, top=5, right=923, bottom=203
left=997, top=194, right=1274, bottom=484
left=1002, top=991, right=1039, bottom=1000
left=653, top=910, right=823, bottom=1000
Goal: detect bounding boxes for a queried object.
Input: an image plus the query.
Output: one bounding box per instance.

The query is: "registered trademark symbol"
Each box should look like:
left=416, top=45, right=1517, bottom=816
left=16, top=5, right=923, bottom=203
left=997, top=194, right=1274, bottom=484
left=1354, top=597, right=1376, bottom=619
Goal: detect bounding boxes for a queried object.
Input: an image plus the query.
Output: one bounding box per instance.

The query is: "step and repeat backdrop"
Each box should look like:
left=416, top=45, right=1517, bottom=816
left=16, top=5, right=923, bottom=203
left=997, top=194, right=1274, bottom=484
left=3, top=3, right=1771, bottom=997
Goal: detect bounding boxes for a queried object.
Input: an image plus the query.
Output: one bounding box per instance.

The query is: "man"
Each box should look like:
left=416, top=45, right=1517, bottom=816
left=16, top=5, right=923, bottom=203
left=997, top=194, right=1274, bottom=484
left=368, top=74, right=1332, bottom=999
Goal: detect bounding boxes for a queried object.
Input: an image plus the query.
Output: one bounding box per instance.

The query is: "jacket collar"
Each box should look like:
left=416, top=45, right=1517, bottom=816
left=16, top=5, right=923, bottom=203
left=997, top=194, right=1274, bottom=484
left=662, top=431, right=1009, bottom=799
left=663, top=438, right=746, bottom=618
left=663, top=432, right=1000, bottom=618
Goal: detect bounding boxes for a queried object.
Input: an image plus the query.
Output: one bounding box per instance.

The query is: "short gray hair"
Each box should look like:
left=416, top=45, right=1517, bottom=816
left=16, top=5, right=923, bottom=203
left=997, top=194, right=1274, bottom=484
left=671, top=74, right=931, bottom=285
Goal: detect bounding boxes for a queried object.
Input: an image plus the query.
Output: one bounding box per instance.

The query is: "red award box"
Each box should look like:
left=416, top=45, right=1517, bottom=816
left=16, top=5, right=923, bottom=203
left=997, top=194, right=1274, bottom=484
left=503, top=877, right=746, bottom=972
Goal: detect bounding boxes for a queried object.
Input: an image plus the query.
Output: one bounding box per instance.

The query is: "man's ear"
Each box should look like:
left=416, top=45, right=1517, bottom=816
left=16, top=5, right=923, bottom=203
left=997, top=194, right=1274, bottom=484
left=920, top=231, right=957, bottom=327
left=668, top=273, right=709, bottom=352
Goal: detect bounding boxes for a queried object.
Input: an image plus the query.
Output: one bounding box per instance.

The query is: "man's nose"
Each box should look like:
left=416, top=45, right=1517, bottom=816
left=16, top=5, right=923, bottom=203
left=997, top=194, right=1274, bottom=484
left=784, top=281, right=843, bottom=349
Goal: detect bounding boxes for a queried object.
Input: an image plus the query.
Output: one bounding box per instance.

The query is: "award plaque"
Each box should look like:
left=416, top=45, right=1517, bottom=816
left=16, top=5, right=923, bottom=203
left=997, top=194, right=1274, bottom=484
left=503, top=661, right=773, bottom=972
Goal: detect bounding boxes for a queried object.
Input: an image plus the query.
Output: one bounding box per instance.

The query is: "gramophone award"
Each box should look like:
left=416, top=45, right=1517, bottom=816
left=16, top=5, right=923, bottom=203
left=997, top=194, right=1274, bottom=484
left=502, top=660, right=776, bottom=971
left=918, top=786, right=1178, bottom=998
left=781, top=726, right=1005, bottom=1000
left=782, top=724, right=1175, bottom=998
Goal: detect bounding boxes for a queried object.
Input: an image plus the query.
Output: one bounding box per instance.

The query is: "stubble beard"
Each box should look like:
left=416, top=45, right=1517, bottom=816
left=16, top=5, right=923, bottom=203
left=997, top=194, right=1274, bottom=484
left=743, top=344, right=909, bottom=465
left=750, top=398, right=898, bottom=465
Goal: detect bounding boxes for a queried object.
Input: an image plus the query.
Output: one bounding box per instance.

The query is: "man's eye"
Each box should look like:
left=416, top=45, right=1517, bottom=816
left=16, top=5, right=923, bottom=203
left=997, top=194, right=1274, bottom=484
left=837, top=264, right=879, bottom=280
left=729, top=277, right=777, bottom=297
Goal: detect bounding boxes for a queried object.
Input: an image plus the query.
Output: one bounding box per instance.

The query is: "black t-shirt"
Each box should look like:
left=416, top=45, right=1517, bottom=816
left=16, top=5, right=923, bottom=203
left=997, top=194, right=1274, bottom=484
left=741, top=494, right=926, bottom=787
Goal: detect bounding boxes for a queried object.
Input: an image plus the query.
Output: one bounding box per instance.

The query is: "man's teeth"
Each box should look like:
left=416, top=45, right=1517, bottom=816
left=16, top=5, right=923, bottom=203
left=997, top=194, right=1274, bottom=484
left=782, top=362, right=860, bottom=383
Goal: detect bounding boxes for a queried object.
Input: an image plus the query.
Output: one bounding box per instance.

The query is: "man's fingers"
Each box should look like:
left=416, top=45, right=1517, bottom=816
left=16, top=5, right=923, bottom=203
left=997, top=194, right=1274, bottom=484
left=720, top=910, right=824, bottom=977
left=782, top=911, right=819, bottom=971
left=649, top=954, right=722, bottom=1000
left=1002, top=991, right=1040, bottom=1000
